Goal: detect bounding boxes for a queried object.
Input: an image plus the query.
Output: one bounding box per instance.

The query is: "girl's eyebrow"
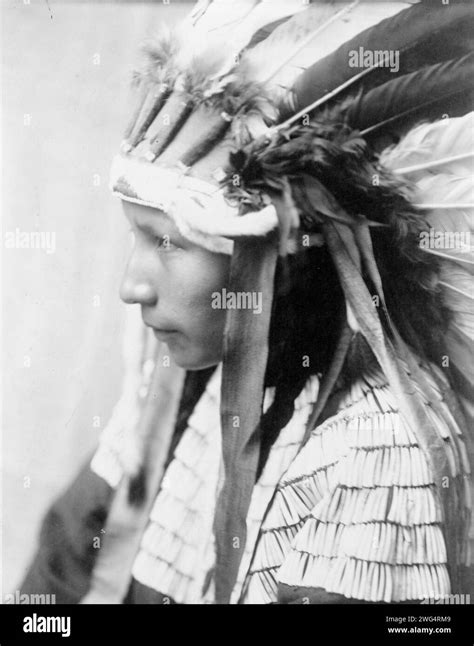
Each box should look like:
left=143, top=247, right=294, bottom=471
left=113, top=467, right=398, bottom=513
left=135, top=218, right=188, bottom=245
left=136, top=221, right=166, bottom=237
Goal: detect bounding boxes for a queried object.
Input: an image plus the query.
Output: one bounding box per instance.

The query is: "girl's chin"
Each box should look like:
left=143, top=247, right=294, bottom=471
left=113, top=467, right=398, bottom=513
left=164, top=342, right=222, bottom=371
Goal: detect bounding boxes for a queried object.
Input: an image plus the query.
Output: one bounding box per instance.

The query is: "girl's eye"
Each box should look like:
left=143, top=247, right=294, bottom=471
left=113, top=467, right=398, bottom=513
left=154, top=235, right=178, bottom=251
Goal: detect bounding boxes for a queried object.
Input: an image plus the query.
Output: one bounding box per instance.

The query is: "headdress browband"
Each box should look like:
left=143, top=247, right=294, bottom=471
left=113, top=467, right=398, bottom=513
left=110, top=153, right=282, bottom=255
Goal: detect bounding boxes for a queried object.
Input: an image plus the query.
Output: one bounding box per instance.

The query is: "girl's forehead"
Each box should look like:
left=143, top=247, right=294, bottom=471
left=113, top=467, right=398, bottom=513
left=121, top=199, right=194, bottom=248
left=123, top=200, right=165, bottom=220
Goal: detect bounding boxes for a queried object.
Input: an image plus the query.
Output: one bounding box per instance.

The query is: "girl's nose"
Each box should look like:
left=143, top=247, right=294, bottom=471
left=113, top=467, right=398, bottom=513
left=119, top=257, right=157, bottom=306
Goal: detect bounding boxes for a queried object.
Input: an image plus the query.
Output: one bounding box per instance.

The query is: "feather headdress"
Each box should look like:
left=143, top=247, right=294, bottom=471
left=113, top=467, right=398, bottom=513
left=103, top=0, right=473, bottom=604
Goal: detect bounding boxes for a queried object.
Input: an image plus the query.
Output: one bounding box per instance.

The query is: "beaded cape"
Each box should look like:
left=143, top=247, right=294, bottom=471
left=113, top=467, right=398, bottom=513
left=90, top=351, right=464, bottom=603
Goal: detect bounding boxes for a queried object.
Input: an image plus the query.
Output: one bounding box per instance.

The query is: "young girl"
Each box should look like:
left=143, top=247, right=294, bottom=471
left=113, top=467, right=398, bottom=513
left=21, top=0, right=473, bottom=604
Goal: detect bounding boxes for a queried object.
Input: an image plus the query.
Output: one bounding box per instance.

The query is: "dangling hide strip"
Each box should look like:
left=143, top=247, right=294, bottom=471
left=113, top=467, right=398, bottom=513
left=213, top=235, right=278, bottom=604
left=303, top=321, right=353, bottom=444
left=80, top=344, right=185, bottom=603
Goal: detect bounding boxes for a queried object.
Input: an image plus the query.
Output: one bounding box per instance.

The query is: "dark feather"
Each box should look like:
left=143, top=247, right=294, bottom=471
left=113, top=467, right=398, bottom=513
left=282, top=1, right=474, bottom=120
left=245, top=15, right=292, bottom=50
left=347, top=54, right=474, bottom=137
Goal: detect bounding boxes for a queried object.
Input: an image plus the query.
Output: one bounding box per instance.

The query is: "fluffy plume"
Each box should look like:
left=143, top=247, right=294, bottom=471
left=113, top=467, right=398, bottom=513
left=223, top=104, right=451, bottom=367
left=132, top=27, right=178, bottom=86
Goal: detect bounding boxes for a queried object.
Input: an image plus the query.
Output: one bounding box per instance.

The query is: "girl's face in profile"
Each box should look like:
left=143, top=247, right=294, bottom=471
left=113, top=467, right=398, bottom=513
left=120, top=201, right=230, bottom=370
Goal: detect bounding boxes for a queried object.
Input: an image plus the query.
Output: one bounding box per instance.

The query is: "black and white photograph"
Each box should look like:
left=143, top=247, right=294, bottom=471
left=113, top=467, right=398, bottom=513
left=1, top=0, right=473, bottom=642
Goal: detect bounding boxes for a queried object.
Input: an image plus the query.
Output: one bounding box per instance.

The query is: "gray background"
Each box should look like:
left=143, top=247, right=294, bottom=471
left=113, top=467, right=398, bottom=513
left=2, top=0, right=189, bottom=595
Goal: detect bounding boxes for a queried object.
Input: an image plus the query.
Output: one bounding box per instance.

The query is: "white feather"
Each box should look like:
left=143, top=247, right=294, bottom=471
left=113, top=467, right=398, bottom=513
left=380, top=112, right=474, bottom=177
left=174, top=0, right=307, bottom=80
left=416, top=175, right=473, bottom=204
left=381, top=113, right=474, bottom=391
left=240, top=1, right=410, bottom=109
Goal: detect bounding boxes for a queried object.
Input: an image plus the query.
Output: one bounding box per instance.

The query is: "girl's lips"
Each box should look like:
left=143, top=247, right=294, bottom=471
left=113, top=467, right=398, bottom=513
left=152, top=327, right=178, bottom=338
left=143, top=319, right=179, bottom=338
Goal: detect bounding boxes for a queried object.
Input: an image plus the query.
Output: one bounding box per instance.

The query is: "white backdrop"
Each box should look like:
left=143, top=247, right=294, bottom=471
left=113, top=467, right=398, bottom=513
left=1, top=0, right=188, bottom=595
